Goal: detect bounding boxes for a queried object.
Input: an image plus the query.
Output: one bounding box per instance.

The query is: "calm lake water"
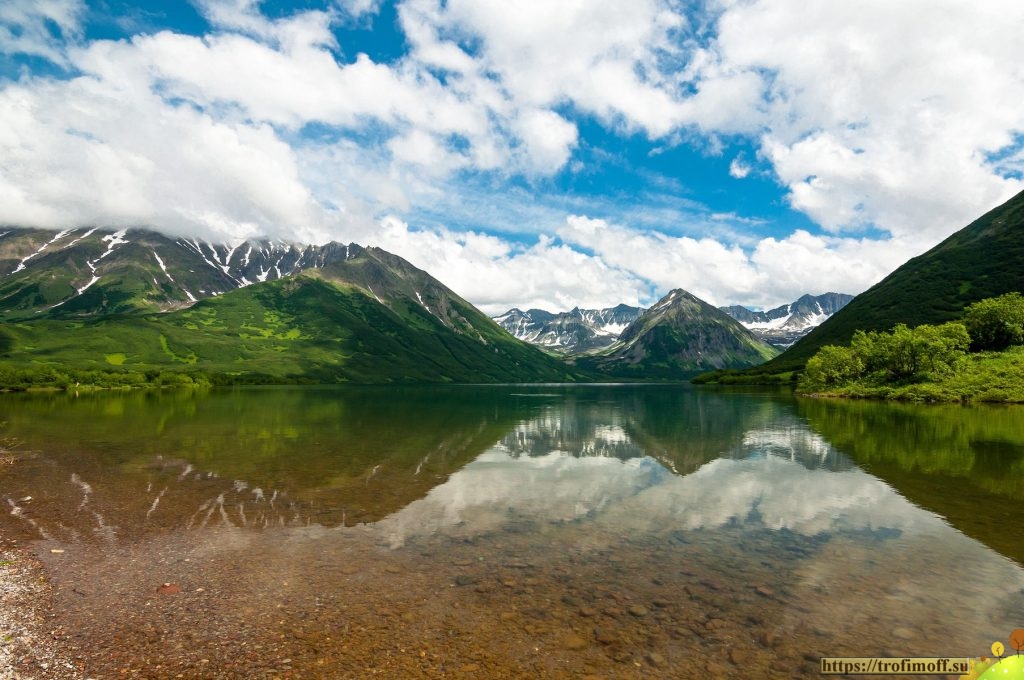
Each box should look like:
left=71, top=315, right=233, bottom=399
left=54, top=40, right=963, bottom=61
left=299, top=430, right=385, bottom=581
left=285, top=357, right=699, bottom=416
left=1, top=384, right=1022, bottom=678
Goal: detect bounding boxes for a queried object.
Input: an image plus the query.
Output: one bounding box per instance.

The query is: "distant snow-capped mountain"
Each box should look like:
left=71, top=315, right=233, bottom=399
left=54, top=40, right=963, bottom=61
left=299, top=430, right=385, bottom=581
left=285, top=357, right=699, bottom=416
left=720, top=293, right=854, bottom=347
left=493, top=304, right=644, bottom=354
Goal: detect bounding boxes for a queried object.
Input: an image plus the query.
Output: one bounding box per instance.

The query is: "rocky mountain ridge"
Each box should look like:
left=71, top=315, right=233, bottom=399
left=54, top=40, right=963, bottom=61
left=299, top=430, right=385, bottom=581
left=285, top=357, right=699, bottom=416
left=0, top=227, right=374, bottom=319
left=720, top=293, right=854, bottom=347
left=0, top=226, right=580, bottom=383
left=492, top=304, right=644, bottom=354
left=0, top=225, right=800, bottom=382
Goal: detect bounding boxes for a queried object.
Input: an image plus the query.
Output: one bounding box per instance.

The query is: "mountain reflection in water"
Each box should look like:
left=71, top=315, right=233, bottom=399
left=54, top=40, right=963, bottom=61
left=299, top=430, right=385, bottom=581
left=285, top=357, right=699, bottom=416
left=0, top=385, right=1022, bottom=679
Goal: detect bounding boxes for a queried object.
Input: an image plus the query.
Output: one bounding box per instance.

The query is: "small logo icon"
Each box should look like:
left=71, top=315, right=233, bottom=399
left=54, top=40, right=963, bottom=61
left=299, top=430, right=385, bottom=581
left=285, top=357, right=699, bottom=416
left=960, top=630, right=1024, bottom=679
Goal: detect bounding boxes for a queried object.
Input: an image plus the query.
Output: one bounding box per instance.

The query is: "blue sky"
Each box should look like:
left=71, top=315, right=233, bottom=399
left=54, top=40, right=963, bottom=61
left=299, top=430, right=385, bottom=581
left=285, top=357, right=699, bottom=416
left=1, top=0, right=1022, bottom=314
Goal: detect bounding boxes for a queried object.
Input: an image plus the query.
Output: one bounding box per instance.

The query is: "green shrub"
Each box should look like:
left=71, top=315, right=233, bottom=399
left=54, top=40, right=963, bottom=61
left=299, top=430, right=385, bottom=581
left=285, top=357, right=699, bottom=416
left=964, top=292, right=1024, bottom=351
left=796, top=302, right=1013, bottom=400
left=803, top=345, right=863, bottom=388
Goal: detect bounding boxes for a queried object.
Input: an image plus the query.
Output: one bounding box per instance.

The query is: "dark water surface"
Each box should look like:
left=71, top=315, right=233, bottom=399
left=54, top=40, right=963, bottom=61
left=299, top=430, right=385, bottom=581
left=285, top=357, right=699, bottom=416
left=1, top=385, right=1022, bottom=678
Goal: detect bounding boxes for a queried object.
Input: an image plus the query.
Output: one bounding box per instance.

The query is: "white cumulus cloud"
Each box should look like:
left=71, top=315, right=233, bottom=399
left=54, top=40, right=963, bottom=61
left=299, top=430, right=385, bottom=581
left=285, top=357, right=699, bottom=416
left=0, top=72, right=330, bottom=242
left=1, top=0, right=1023, bottom=314
left=0, top=0, right=84, bottom=64
left=558, top=215, right=912, bottom=310
left=401, top=0, right=689, bottom=138
left=728, top=157, right=750, bottom=179
left=701, top=0, right=1024, bottom=240
left=368, top=217, right=647, bottom=315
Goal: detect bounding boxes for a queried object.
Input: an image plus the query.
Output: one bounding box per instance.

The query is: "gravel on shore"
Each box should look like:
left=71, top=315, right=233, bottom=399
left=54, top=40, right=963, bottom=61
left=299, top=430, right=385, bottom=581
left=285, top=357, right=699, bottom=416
left=0, top=542, right=80, bottom=680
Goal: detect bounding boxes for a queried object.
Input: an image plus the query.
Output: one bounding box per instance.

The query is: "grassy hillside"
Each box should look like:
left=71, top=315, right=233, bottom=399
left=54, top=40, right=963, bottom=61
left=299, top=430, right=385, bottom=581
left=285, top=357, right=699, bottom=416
left=763, top=188, right=1024, bottom=372
left=0, top=275, right=583, bottom=385
left=0, top=230, right=589, bottom=386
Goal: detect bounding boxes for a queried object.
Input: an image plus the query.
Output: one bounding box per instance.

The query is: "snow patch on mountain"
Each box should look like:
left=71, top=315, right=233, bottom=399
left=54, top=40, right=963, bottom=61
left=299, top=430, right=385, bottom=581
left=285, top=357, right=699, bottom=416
left=152, top=250, right=174, bottom=283
left=721, top=293, right=854, bottom=348
left=493, top=304, right=645, bottom=355
left=13, top=229, right=73, bottom=273
left=76, top=276, right=100, bottom=295
left=67, top=227, right=97, bottom=248
left=597, top=322, right=629, bottom=336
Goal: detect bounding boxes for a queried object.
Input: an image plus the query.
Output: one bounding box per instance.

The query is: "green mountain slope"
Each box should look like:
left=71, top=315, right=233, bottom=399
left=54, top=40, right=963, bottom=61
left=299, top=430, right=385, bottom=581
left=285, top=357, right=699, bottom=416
left=0, top=232, right=584, bottom=385
left=0, top=274, right=581, bottom=384
left=0, top=227, right=447, bottom=321
left=765, top=188, right=1024, bottom=372
left=0, top=228, right=244, bottom=318
left=313, top=244, right=506, bottom=342
left=579, top=289, right=778, bottom=378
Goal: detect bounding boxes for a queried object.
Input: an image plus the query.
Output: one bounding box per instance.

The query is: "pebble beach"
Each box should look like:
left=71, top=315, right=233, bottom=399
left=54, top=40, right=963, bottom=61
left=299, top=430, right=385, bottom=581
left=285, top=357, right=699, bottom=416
left=0, top=543, right=79, bottom=680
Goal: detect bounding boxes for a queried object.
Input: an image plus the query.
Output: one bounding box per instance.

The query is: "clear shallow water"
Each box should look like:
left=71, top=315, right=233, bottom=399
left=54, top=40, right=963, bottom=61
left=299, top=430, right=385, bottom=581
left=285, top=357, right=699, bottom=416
left=1, top=385, right=1022, bottom=678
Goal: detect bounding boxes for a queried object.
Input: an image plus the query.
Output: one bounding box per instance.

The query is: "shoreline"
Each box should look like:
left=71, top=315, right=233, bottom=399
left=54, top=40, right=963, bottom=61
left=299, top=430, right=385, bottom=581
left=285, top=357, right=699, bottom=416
left=0, top=541, right=79, bottom=680
left=794, top=388, right=1024, bottom=404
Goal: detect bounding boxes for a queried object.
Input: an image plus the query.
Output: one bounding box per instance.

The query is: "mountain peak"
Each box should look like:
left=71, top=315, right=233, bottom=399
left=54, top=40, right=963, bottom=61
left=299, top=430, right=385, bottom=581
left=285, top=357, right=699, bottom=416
left=0, top=227, right=444, bottom=321
left=0, top=226, right=582, bottom=384
left=581, top=288, right=778, bottom=378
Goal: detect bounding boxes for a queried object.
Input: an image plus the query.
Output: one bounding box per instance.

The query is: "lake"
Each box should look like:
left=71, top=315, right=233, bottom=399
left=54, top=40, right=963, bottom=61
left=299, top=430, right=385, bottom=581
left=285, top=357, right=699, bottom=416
left=1, top=384, right=1022, bottom=678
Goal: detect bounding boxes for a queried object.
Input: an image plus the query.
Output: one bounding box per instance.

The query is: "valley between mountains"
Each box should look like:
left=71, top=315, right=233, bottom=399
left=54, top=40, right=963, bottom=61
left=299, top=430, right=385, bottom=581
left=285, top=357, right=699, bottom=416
left=1, top=187, right=1022, bottom=388
left=0, top=225, right=830, bottom=385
